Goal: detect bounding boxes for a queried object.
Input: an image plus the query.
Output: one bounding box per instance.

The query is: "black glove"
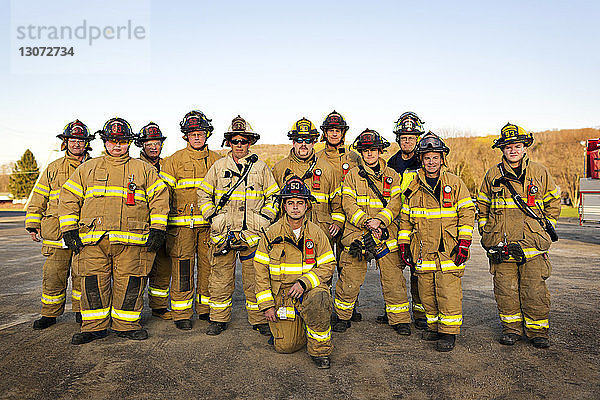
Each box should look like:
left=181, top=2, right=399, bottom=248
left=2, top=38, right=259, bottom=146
left=63, top=230, right=84, bottom=255
left=349, top=239, right=364, bottom=261
left=362, top=232, right=377, bottom=255
left=507, top=243, right=526, bottom=266
left=486, top=245, right=504, bottom=264
left=146, top=228, right=167, bottom=252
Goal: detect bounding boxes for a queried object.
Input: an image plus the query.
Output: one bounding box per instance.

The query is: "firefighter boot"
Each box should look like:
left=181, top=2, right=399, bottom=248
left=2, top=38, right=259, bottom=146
left=311, top=356, right=331, bottom=369
left=197, top=313, right=210, bottom=321
left=376, top=311, right=388, bottom=324
left=152, top=308, right=172, bottom=320
left=531, top=337, right=550, bottom=349
left=414, top=318, right=428, bottom=330
left=499, top=333, right=522, bottom=346
left=71, top=329, right=109, bottom=345
left=253, top=323, right=271, bottom=336
left=436, top=333, right=456, bottom=352
left=332, top=319, right=351, bottom=333
left=206, top=321, right=228, bottom=336
left=392, top=323, right=412, bottom=336
left=350, top=308, right=362, bottom=322
left=175, top=319, right=193, bottom=331
left=422, top=330, right=440, bottom=341
left=75, top=312, right=82, bottom=324
left=116, top=329, right=149, bottom=340
left=32, top=316, right=56, bottom=330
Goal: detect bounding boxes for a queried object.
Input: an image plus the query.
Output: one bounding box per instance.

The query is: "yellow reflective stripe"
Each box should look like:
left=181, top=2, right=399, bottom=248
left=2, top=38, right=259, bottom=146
left=269, top=263, right=314, bottom=275
left=410, top=207, right=458, bottom=219
left=71, top=290, right=81, bottom=300
left=150, top=214, right=168, bottom=226
left=303, top=271, right=320, bottom=288
left=210, top=298, right=232, bottom=310
left=254, top=251, right=270, bottom=265
left=244, top=234, right=261, bottom=247
left=84, top=186, right=147, bottom=202
left=312, top=192, right=330, bottom=203
left=167, top=215, right=209, bottom=226
left=477, top=192, right=490, bottom=204
left=490, top=198, right=544, bottom=209
left=440, top=259, right=464, bottom=272
left=171, top=299, right=193, bottom=310
left=458, top=225, right=474, bottom=237
left=256, top=289, right=274, bottom=304
left=41, top=292, right=66, bottom=304
left=390, top=185, right=402, bottom=196
left=522, top=247, right=547, bottom=259
left=176, top=178, right=204, bottom=189
left=63, top=180, right=84, bottom=197
left=33, top=183, right=50, bottom=196
left=547, top=218, right=557, bottom=228
left=401, top=204, right=410, bottom=215
left=59, top=214, right=79, bottom=228
left=199, top=202, right=214, bottom=216
left=334, top=298, right=355, bottom=310
left=146, top=179, right=167, bottom=198
left=195, top=294, right=210, bottom=305
left=342, top=186, right=357, bottom=198
left=25, top=213, right=42, bottom=223
left=377, top=208, right=394, bottom=224
left=49, top=189, right=61, bottom=200
left=149, top=286, right=169, bottom=298
left=262, top=203, right=278, bottom=215
left=211, top=233, right=227, bottom=245
left=386, top=302, right=410, bottom=313
left=524, top=316, right=549, bottom=329
left=316, top=250, right=335, bottom=266
left=456, top=197, right=475, bottom=209
left=245, top=300, right=260, bottom=311
left=81, top=307, right=110, bottom=321
left=543, top=188, right=559, bottom=201
left=111, top=308, right=141, bottom=322
left=415, top=260, right=437, bottom=272
left=356, top=196, right=385, bottom=208
left=426, top=313, right=439, bottom=323
left=306, top=326, right=331, bottom=342
left=158, top=171, right=176, bottom=187
left=398, top=230, right=411, bottom=241
left=500, top=313, right=523, bottom=323
left=108, top=231, right=148, bottom=244
left=350, top=209, right=366, bottom=225
left=413, top=303, right=425, bottom=313
left=478, top=218, right=488, bottom=228
left=42, top=239, right=66, bottom=247
left=331, top=212, right=345, bottom=223
left=438, top=313, right=463, bottom=326
left=198, top=180, right=214, bottom=194
left=264, top=183, right=279, bottom=197
left=385, top=239, right=398, bottom=252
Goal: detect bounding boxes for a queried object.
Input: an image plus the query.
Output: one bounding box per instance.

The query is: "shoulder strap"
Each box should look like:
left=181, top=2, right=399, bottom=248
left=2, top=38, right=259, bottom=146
left=358, top=165, right=388, bottom=207
left=300, top=157, right=318, bottom=181
left=216, top=155, right=258, bottom=211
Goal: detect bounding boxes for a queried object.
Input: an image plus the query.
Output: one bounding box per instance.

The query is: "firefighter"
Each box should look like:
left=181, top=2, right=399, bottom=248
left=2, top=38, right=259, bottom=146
left=398, top=132, right=475, bottom=352
left=378, top=112, right=427, bottom=329
left=59, top=117, right=169, bottom=344
left=25, top=120, right=93, bottom=330
left=198, top=116, right=279, bottom=336
left=332, top=129, right=412, bottom=335
left=272, top=117, right=343, bottom=243
left=477, top=123, right=560, bottom=349
left=160, top=111, right=221, bottom=330
left=254, top=177, right=335, bottom=369
left=134, top=122, right=172, bottom=320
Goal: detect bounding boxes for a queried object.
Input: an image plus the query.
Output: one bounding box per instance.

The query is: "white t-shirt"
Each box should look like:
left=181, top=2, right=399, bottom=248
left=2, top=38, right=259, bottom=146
left=292, top=227, right=301, bottom=240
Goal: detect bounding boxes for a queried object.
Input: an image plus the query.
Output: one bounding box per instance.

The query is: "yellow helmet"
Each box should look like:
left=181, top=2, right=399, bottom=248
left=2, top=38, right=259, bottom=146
left=288, top=118, right=319, bottom=140
left=492, top=122, right=534, bottom=149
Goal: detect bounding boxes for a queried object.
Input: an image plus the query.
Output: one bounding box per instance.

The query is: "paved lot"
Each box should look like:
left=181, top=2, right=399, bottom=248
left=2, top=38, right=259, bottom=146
left=0, top=217, right=598, bottom=400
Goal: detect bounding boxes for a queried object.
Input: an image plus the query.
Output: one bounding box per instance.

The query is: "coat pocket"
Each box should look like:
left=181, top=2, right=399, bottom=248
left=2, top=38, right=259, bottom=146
left=525, top=219, right=551, bottom=252
left=41, top=216, right=61, bottom=241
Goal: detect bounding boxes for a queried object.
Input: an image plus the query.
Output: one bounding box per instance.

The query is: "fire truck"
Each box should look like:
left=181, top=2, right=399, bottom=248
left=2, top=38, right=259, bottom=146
left=579, top=138, right=600, bottom=225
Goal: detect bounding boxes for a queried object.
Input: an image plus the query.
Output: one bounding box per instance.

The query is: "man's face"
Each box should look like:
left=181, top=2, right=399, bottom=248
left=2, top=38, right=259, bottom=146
left=67, top=138, right=86, bottom=156
left=228, top=134, right=251, bottom=159
left=187, top=130, right=207, bottom=150
left=284, top=198, right=308, bottom=220
left=292, top=137, right=315, bottom=159
left=422, top=152, right=442, bottom=175
left=143, top=140, right=163, bottom=159
left=399, top=135, right=418, bottom=154
left=502, top=142, right=527, bottom=164
left=325, top=128, right=343, bottom=146
left=361, top=148, right=380, bottom=167
left=105, top=139, right=130, bottom=157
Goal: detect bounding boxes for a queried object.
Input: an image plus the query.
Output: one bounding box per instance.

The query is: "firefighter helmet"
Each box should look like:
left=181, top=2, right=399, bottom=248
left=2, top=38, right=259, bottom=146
left=415, top=131, right=450, bottom=155
left=276, top=176, right=316, bottom=203
left=352, top=129, right=391, bottom=152
left=97, top=117, right=136, bottom=141
left=57, top=120, right=94, bottom=141
left=135, top=122, right=166, bottom=147
left=179, top=110, right=214, bottom=138
left=223, top=115, right=260, bottom=146
left=393, top=112, right=425, bottom=139
left=288, top=118, right=319, bottom=140
left=492, top=122, right=534, bottom=149
left=320, top=110, right=349, bottom=142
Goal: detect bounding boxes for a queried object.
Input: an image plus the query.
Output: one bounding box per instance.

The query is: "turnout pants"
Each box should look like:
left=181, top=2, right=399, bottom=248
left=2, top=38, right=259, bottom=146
left=492, top=256, right=551, bottom=338
left=73, top=236, right=154, bottom=332
left=208, top=245, right=265, bottom=325
left=409, top=265, right=425, bottom=320
left=147, top=245, right=171, bottom=310
left=334, top=249, right=410, bottom=325
left=269, top=284, right=333, bottom=357
left=418, top=268, right=463, bottom=334
left=40, top=246, right=81, bottom=317
left=166, top=226, right=212, bottom=320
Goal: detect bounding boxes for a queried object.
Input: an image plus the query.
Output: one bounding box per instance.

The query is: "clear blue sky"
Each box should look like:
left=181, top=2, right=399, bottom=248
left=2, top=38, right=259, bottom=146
left=1, top=0, right=599, bottom=164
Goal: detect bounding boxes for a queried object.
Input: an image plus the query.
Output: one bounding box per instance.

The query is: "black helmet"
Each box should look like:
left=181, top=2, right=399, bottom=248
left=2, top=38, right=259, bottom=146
left=492, top=122, right=534, bottom=149
left=135, top=122, right=166, bottom=147
left=352, top=129, right=391, bottom=152
left=393, top=112, right=425, bottom=138
left=57, top=119, right=95, bottom=141
left=415, top=131, right=450, bottom=155
left=97, top=117, right=136, bottom=141
left=180, top=110, right=214, bottom=137
left=276, top=176, right=316, bottom=203
left=223, top=115, right=260, bottom=146
left=320, top=110, right=349, bottom=142
left=288, top=118, right=319, bottom=140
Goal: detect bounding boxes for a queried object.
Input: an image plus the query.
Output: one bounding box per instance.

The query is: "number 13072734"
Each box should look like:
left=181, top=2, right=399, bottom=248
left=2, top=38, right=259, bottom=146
left=19, top=47, right=74, bottom=56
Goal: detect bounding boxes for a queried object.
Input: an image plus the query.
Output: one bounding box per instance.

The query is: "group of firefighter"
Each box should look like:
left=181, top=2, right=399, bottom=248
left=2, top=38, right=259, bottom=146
left=25, top=109, right=560, bottom=369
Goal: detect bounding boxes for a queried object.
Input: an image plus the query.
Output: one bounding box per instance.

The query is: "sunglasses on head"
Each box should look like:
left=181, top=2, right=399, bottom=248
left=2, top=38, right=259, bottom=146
left=108, top=139, right=131, bottom=145
left=294, top=137, right=314, bottom=144
left=230, top=139, right=249, bottom=145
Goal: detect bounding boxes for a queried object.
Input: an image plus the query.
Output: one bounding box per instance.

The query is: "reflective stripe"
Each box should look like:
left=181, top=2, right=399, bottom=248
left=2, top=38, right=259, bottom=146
left=377, top=208, right=394, bottom=224
left=168, top=215, right=209, bottom=227
left=264, top=183, right=279, bottom=197
left=25, top=213, right=42, bottom=223
left=63, top=180, right=84, bottom=197
left=256, top=290, right=274, bottom=304
left=84, top=186, right=147, bottom=202
left=426, top=313, right=439, bottom=324
left=111, top=308, right=141, bottom=322
left=254, top=251, right=270, bottom=265
left=410, top=207, right=458, bottom=219
left=386, top=302, right=410, bottom=314
left=385, top=239, right=398, bottom=252
left=456, top=197, right=475, bottom=209
left=413, top=303, right=425, bottom=313
left=350, top=209, right=366, bottom=226
left=33, top=183, right=50, bottom=196
left=49, top=189, right=61, bottom=200
left=81, top=307, right=110, bottom=321
left=146, top=179, right=167, bottom=198
left=41, top=292, right=66, bottom=304
left=59, top=214, right=79, bottom=228
left=415, top=260, right=437, bottom=272
left=210, top=298, right=232, bottom=310
left=303, top=271, right=320, bottom=288
left=375, top=246, right=390, bottom=260
left=245, top=300, right=259, bottom=311
left=150, top=214, right=168, bottom=226
left=171, top=299, right=193, bottom=310
left=42, top=239, right=67, bottom=248
left=269, top=262, right=316, bottom=276
left=438, top=313, right=463, bottom=326
left=243, top=233, right=261, bottom=247
left=458, top=225, right=474, bottom=237
left=401, top=204, right=411, bottom=215
left=158, top=171, right=176, bottom=187
left=524, top=316, right=549, bottom=330
left=71, top=290, right=81, bottom=301
left=398, top=229, right=411, bottom=241
left=543, top=188, right=560, bottom=201
left=499, top=313, right=523, bottom=323
left=176, top=178, right=204, bottom=189
left=195, top=294, right=210, bottom=305
left=477, top=192, right=490, bottom=204
left=440, top=259, right=464, bottom=272
left=306, top=326, right=331, bottom=342
left=478, top=218, right=488, bottom=228
left=331, top=212, right=345, bottom=223
left=334, top=297, right=355, bottom=310
left=490, top=198, right=544, bottom=209
left=316, top=250, right=335, bottom=266
left=149, top=286, right=169, bottom=298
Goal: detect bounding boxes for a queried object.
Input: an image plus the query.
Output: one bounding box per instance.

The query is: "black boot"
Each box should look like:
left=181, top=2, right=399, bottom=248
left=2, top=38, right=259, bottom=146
left=75, top=312, right=82, bottom=324
left=414, top=318, right=428, bottom=330
left=375, top=312, right=388, bottom=325
left=206, top=321, right=227, bottom=336
left=71, top=329, right=108, bottom=345
left=422, top=329, right=440, bottom=341
left=311, top=356, right=331, bottom=369
left=332, top=319, right=351, bottom=333
left=253, top=323, right=271, bottom=336
left=392, top=323, right=412, bottom=336
left=531, top=336, right=550, bottom=349
left=174, top=319, right=193, bottom=331
left=33, top=316, right=56, bottom=330
left=152, top=308, right=172, bottom=320
left=499, top=333, right=522, bottom=346
left=350, top=308, right=362, bottom=322
left=436, top=333, right=456, bottom=352
left=115, top=329, right=148, bottom=340
left=197, top=313, right=210, bottom=321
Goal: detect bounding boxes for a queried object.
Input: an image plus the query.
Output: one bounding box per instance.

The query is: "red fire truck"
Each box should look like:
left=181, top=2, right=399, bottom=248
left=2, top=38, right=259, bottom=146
left=579, top=138, right=600, bottom=225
